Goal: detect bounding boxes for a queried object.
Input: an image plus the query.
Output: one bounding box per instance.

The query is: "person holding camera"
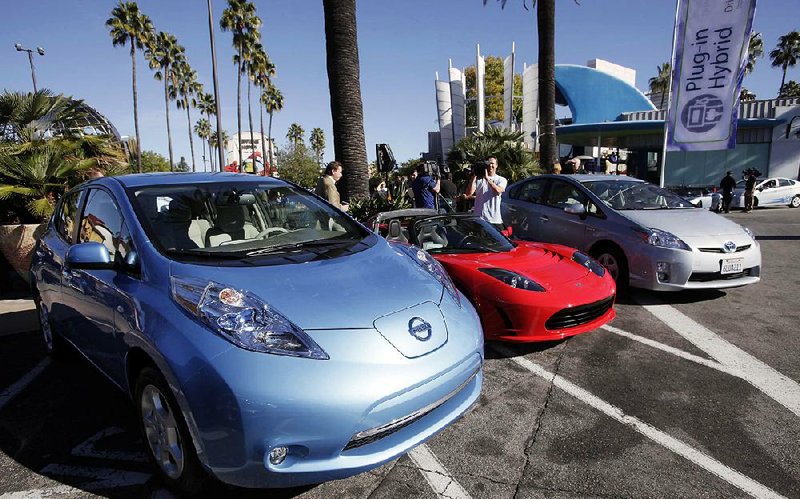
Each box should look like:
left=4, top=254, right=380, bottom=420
left=412, top=163, right=440, bottom=209
left=465, top=156, right=507, bottom=229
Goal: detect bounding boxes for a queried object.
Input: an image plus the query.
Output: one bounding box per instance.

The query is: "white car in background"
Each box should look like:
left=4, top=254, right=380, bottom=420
left=731, top=177, right=800, bottom=209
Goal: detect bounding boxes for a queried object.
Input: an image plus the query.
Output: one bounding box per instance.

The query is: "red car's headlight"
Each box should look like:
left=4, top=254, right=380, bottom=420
left=478, top=268, right=545, bottom=292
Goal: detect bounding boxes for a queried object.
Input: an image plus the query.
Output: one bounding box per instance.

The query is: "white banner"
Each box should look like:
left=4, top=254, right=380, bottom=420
left=435, top=79, right=454, bottom=158
left=666, top=0, right=757, bottom=151
left=449, top=67, right=466, bottom=144
left=522, top=63, right=539, bottom=150
left=477, top=47, right=486, bottom=133
left=503, top=45, right=515, bottom=129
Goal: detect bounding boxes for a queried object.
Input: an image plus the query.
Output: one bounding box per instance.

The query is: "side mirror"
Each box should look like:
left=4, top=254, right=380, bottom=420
left=564, top=204, right=586, bottom=216
left=66, top=242, right=115, bottom=270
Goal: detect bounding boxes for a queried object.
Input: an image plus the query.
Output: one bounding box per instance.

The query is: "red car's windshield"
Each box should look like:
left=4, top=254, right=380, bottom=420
left=413, top=216, right=514, bottom=254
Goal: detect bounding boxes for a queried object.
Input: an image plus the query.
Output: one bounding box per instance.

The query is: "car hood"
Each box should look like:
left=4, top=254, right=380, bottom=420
left=620, top=209, right=746, bottom=237
left=169, top=239, right=444, bottom=330
left=437, top=243, right=591, bottom=288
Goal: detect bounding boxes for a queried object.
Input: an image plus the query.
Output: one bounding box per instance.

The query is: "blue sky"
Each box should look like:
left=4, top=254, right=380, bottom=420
left=1, top=0, right=797, bottom=169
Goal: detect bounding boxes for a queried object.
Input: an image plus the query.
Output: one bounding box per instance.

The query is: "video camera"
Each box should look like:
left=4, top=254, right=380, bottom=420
left=471, top=160, right=490, bottom=178
left=420, top=160, right=440, bottom=180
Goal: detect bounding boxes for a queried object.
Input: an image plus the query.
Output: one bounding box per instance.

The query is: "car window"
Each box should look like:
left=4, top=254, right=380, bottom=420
left=514, top=179, right=547, bottom=204
left=545, top=180, right=587, bottom=209
left=79, top=189, right=124, bottom=262
left=763, top=180, right=777, bottom=189
left=778, top=179, right=792, bottom=187
left=55, top=191, right=81, bottom=243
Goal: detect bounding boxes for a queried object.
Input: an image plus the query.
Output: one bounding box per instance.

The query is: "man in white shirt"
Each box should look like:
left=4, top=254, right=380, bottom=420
left=465, top=156, right=507, bottom=229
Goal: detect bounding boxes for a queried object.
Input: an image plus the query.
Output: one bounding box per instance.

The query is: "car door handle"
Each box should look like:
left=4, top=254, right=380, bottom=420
left=539, top=216, right=549, bottom=222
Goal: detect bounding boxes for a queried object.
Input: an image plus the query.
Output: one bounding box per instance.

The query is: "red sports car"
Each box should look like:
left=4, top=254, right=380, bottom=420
left=372, top=210, right=616, bottom=342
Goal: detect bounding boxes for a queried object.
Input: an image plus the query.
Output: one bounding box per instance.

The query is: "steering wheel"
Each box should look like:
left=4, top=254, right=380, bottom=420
left=257, top=227, right=289, bottom=239
left=459, top=235, right=479, bottom=248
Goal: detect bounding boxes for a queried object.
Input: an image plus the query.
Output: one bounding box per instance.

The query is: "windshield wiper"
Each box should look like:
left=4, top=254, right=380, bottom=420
left=245, top=238, right=360, bottom=257
left=164, top=249, right=249, bottom=259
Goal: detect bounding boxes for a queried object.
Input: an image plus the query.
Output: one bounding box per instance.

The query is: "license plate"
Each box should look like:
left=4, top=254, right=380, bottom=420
left=721, top=258, right=743, bottom=275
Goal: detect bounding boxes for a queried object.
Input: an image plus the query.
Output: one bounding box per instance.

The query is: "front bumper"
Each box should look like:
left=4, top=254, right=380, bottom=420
left=628, top=238, right=761, bottom=291
left=172, top=297, right=484, bottom=488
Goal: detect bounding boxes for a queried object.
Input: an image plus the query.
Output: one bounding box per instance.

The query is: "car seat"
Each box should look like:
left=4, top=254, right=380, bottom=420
left=417, top=224, right=448, bottom=251
left=386, top=219, right=408, bottom=243
left=158, top=199, right=198, bottom=250
left=205, top=205, right=259, bottom=247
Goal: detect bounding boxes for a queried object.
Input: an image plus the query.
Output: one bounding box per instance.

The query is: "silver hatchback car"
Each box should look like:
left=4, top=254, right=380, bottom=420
left=501, top=175, right=761, bottom=291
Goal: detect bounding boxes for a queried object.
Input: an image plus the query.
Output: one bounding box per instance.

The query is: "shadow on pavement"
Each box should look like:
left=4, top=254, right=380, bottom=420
left=615, top=288, right=726, bottom=306
left=484, top=339, right=567, bottom=360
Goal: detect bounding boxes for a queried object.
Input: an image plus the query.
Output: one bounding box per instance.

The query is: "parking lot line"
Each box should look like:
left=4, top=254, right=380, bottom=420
left=492, top=345, right=786, bottom=499
left=639, top=302, right=800, bottom=417
left=408, top=444, right=472, bottom=499
left=600, top=324, right=737, bottom=375
left=0, top=358, right=50, bottom=412
left=0, top=484, right=82, bottom=498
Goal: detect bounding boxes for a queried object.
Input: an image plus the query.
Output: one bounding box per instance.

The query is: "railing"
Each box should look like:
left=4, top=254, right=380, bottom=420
left=620, top=97, right=800, bottom=122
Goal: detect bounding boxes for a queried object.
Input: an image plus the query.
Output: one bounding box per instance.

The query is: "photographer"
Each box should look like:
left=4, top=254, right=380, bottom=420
left=412, top=162, right=440, bottom=209
left=465, top=155, right=507, bottom=229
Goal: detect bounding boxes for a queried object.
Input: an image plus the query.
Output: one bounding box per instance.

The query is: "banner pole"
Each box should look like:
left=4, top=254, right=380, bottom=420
left=660, top=0, right=681, bottom=188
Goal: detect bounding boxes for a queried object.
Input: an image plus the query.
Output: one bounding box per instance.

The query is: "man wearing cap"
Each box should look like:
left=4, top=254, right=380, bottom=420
left=719, top=171, right=736, bottom=213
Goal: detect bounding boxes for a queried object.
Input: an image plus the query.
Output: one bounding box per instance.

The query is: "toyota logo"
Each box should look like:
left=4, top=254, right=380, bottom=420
left=723, top=241, right=737, bottom=253
left=408, top=317, right=432, bottom=341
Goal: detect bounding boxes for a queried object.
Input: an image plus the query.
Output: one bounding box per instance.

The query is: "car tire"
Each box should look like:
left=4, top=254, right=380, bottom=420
left=790, top=195, right=800, bottom=208
left=753, top=197, right=759, bottom=208
left=591, top=245, right=629, bottom=290
left=135, top=367, right=210, bottom=496
left=34, top=295, right=66, bottom=359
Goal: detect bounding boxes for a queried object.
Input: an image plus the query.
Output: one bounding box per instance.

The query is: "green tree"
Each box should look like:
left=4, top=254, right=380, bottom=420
left=209, top=128, right=230, bottom=168
left=448, top=127, right=540, bottom=184
left=740, top=88, right=757, bottom=101
left=770, top=31, right=800, bottom=96
left=196, top=92, right=217, bottom=170
left=194, top=118, right=212, bottom=171
left=745, top=32, right=764, bottom=76
left=220, top=0, right=261, bottom=169
left=262, top=84, right=283, bottom=172
left=0, top=91, right=127, bottom=221
left=276, top=143, right=319, bottom=188
left=648, top=62, right=671, bottom=110
left=310, top=127, right=325, bottom=166
left=323, top=0, right=369, bottom=199
left=145, top=31, right=185, bottom=170
left=250, top=46, right=275, bottom=173
left=106, top=1, right=154, bottom=172
left=171, top=61, right=203, bottom=172
left=286, top=123, right=304, bottom=148
left=464, top=56, right=523, bottom=126
left=139, top=150, right=172, bottom=173
left=779, top=80, right=800, bottom=98
left=175, top=155, right=190, bottom=172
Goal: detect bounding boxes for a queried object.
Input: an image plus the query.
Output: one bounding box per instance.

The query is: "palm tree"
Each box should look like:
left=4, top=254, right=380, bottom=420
left=220, top=0, right=261, bottom=170
left=145, top=31, right=185, bottom=170
left=262, top=84, right=283, bottom=173
left=208, top=128, right=230, bottom=168
left=780, top=80, right=800, bottom=98
left=196, top=92, right=217, bottom=170
left=286, top=123, right=304, bottom=149
left=0, top=89, right=84, bottom=144
left=171, top=62, right=203, bottom=172
left=740, top=88, right=756, bottom=102
left=250, top=47, right=275, bottom=174
left=648, top=62, right=672, bottom=110
left=745, top=32, right=764, bottom=76
left=322, top=0, right=369, bottom=199
left=106, top=1, right=154, bottom=173
left=194, top=118, right=212, bottom=171
left=310, top=127, right=325, bottom=167
left=770, top=31, right=800, bottom=96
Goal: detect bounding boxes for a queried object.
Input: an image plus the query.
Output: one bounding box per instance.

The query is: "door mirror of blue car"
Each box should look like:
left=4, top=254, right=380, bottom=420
left=66, top=242, right=116, bottom=270
left=564, top=203, right=586, bottom=216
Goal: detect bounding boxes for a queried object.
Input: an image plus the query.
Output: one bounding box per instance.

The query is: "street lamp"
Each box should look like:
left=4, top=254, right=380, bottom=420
left=14, top=43, right=45, bottom=93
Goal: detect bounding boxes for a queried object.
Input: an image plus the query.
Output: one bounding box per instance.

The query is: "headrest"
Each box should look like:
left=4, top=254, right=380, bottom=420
left=164, top=199, right=192, bottom=223
left=215, top=205, right=245, bottom=231
left=388, top=219, right=402, bottom=238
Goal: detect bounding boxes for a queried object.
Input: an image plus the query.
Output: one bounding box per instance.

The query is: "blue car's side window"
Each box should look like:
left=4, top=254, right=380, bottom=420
left=55, top=192, right=81, bottom=244
left=79, top=189, right=125, bottom=262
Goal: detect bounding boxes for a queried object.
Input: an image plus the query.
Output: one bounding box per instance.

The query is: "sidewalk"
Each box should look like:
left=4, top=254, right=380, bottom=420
left=0, top=299, right=37, bottom=336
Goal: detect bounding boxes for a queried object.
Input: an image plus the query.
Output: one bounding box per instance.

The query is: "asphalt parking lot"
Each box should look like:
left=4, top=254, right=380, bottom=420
left=1, top=207, right=798, bottom=498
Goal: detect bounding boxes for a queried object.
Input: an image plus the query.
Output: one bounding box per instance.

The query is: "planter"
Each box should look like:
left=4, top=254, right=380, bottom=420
left=0, top=223, right=47, bottom=284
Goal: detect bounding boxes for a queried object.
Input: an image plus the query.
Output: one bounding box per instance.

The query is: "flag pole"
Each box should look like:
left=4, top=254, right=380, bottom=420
left=660, top=0, right=681, bottom=187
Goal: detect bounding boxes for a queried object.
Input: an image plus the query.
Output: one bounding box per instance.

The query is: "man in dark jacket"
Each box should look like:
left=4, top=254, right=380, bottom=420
left=744, top=171, right=757, bottom=212
left=720, top=171, right=736, bottom=213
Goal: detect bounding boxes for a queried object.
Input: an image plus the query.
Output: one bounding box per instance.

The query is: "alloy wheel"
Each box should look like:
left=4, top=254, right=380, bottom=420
left=141, top=384, right=185, bottom=479
left=596, top=253, right=620, bottom=281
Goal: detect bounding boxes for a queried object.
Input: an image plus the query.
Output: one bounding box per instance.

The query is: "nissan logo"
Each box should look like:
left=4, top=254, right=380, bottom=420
left=408, top=317, right=433, bottom=341
left=723, top=241, right=737, bottom=253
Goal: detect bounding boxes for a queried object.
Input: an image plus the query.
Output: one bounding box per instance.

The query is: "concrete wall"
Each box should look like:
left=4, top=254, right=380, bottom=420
left=665, top=143, right=770, bottom=186
left=768, top=105, right=800, bottom=180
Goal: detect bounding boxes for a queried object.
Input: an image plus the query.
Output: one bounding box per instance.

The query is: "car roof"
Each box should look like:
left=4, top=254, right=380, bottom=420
left=517, top=174, right=646, bottom=184
left=110, top=172, right=286, bottom=188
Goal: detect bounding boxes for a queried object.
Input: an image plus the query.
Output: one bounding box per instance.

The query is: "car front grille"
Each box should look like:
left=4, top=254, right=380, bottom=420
left=545, top=295, right=615, bottom=330
left=688, top=268, right=754, bottom=282
left=342, top=367, right=480, bottom=451
left=698, top=244, right=751, bottom=253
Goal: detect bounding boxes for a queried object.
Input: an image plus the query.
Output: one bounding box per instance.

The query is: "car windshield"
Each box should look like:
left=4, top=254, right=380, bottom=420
left=582, top=179, right=697, bottom=210
left=130, top=182, right=370, bottom=261
left=412, top=216, right=515, bottom=254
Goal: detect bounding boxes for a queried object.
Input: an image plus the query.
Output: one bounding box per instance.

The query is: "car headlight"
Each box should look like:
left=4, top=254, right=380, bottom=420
left=572, top=251, right=606, bottom=277
left=171, top=276, right=329, bottom=360
left=743, top=226, right=755, bottom=239
left=638, top=228, right=691, bottom=251
left=392, top=243, right=461, bottom=306
left=478, top=268, right=545, bottom=292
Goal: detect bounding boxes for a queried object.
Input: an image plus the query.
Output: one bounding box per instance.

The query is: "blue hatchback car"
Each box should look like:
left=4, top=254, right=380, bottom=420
left=31, top=173, right=483, bottom=493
